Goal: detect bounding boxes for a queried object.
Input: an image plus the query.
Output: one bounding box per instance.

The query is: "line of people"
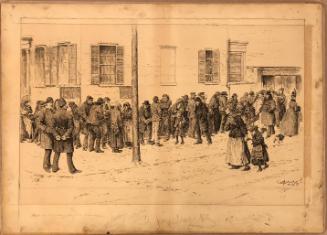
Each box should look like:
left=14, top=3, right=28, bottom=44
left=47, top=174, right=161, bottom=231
left=20, top=87, right=301, bottom=173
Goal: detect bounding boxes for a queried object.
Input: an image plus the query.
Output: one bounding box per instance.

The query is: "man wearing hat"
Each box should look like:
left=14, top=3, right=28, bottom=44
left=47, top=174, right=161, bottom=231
left=260, top=91, right=276, bottom=138
left=139, top=100, right=152, bottom=144
left=227, top=93, right=238, bottom=113
left=274, top=88, right=286, bottom=128
left=194, top=96, right=212, bottom=145
left=68, top=101, right=82, bottom=149
left=101, top=97, right=111, bottom=149
left=150, top=96, right=162, bottom=146
left=87, top=98, right=105, bottom=153
left=187, top=92, right=197, bottom=138
left=218, top=91, right=228, bottom=133
left=208, top=92, right=221, bottom=134
left=159, top=94, right=172, bottom=141
left=52, top=98, right=81, bottom=174
left=36, top=97, right=55, bottom=173
left=79, top=96, right=94, bottom=151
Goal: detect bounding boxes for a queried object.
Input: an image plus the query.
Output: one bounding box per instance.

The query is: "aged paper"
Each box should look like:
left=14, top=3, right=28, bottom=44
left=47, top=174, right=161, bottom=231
left=1, top=2, right=325, bottom=233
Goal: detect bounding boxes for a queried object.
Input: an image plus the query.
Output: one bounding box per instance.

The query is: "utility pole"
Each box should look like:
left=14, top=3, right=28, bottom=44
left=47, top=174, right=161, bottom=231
left=131, top=25, right=141, bottom=162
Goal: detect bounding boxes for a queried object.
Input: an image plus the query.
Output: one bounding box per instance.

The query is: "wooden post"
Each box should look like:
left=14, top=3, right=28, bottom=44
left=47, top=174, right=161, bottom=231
left=131, top=25, right=141, bottom=162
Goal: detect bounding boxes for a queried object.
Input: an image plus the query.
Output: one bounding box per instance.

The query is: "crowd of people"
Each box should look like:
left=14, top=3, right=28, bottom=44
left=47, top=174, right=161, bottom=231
left=20, top=87, right=301, bottom=173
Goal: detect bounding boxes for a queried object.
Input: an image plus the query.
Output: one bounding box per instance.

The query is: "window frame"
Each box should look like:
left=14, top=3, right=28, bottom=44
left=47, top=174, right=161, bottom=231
left=159, top=45, right=177, bottom=86
left=91, top=43, right=124, bottom=86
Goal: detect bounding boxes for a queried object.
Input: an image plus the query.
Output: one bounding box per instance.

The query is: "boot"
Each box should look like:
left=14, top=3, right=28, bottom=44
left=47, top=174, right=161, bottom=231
left=52, top=152, right=60, bottom=172
left=95, top=139, right=104, bottom=153
left=180, top=137, right=184, bottom=145
left=43, top=150, right=52, bottom=173
left=175, top=136, right=179, bottom=144
left=67, top=153, right=81, bottom=174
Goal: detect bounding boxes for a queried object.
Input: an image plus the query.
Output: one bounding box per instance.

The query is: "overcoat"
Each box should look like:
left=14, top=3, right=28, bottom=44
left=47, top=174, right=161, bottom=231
left=37, top=108, right=55, bottom=150
left=260, top=99, right=276, bottom=126
left=52, top=108, right=74, bottom=153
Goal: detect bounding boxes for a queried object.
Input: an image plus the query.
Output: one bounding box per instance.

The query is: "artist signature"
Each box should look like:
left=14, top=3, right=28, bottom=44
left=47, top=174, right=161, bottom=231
left=277, top=179, right=302, bottom=187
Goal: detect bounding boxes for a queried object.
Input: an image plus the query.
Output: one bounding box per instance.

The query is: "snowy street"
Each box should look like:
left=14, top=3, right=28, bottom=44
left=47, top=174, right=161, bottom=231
left=20, top=132, right=304, bottom=206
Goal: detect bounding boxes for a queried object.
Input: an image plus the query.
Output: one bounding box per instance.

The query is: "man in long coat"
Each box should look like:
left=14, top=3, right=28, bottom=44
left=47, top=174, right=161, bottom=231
left=79, top=96, right=93, bottom=151
left=274, top=88, right=287, bottom=128
left=187, top=92, right=197, bottom=138
left=159, top=94, right=172, bottom=140
left=218, top=91, right=228, bottom=133
left=151, top=96, right=162, bottom=146
left=260, top=91, right=276, bottom=138
left=208, top=92, right=221, bottom=134
left=37, top=97, right=55, bottom=173
left=87, top=98, right=105, bottom=153
left=52, top=98, right=80, bottom=174
left=139, top=100, right=152, bottom=144
left=68, top=101, right=82, bottom=149
left=194, top=97, right=212, bottom=145
left=109, top=102, right=124, bottom=153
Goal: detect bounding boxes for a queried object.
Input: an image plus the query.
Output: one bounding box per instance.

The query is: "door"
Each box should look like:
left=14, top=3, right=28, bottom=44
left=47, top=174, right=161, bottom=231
left=262, top=75, right=275, bottom=90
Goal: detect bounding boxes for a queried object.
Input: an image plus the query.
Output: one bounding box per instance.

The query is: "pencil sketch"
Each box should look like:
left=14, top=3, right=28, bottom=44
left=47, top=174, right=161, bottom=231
left=18, top=19, right=306, bottom=207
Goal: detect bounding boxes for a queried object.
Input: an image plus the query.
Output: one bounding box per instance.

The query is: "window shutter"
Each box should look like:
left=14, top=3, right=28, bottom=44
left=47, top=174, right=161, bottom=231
left=212, top=49, right=219, bottom=83
left=116, top=45, right=124, bottom=84
left=44, top=46, right=51, bottom=86
left=91, top=45, right=100, bottom=85
left=34, top=46, right=46, bottom=86
left=49, top=46, right=58, bottom=86
left=198, top=50, right=206, bottom=83
left=68, top=43, right=77, bottom=84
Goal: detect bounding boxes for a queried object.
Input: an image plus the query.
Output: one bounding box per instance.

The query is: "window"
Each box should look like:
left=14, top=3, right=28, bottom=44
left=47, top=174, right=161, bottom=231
left=91, top=44, right=124, bottom=85
left=198, top=49, right=219, bottom=84
left=34, top=42, right=77, bottom=87
left=228, top=52, right=244, bottom=82
left=160, top=46, right=176, bottom=85
left=228, top=40, right=248, bottom=83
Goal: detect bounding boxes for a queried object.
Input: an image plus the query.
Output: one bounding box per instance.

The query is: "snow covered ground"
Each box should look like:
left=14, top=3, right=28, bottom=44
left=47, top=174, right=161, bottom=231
left=20, top=131, right=304, bottom=206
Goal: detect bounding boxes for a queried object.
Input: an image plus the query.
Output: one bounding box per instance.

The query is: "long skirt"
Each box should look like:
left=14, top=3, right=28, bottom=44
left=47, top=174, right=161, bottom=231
left=280, top=110, right=299, bottom=137
left=123, top=120, right=133, bottom=143
left=226, top=137, right=250, bottom=167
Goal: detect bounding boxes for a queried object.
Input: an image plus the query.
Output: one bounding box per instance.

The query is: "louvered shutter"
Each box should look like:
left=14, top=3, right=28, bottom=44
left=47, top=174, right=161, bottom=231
left=91, top=45, right=100, bottom=85
left=116, top=45, right=124, bottom=84
left=198, top=50, right=206, bottom=83
left=44, top=46, right=51, bottom=86
left=49, top=46, right=58, bottom=86
left=212, top=49, right=220, bottom=83
left=68, top=43, right=77, bottom=84
left=34, top=46, right=46, bottom=86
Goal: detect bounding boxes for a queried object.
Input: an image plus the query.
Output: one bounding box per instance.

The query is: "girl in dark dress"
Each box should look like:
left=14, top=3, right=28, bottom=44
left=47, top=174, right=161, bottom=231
left=250, top=126, right=269, bottom=172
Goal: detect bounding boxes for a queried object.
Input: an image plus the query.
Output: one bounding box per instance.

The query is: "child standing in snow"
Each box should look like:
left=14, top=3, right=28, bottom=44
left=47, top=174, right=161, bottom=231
left=250, top=126, right=269, bottom=172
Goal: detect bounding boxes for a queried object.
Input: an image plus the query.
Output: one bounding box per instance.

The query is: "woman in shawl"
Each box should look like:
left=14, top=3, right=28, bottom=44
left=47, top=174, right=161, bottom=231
left=280, top=92, right=300, bottom=137
left=224, top=104, right=251, bottom=171
left=122, top=102, right=133, bottom=148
